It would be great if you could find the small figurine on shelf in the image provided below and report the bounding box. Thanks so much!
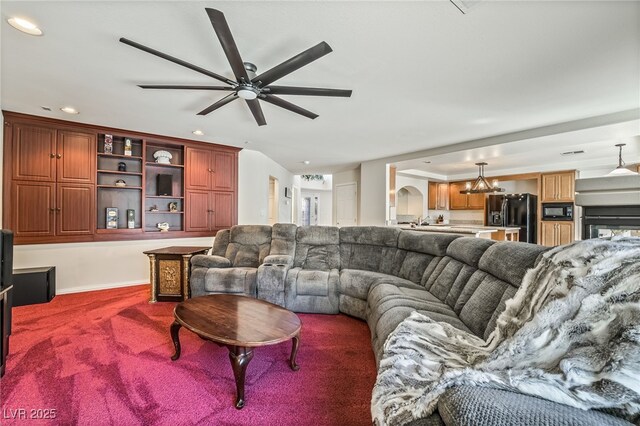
[149,205,159,212]
[157,222,170,232]
[168,202,178,212]
[106,208,118,229]
[118,162,127,172]
[153,150,173,164]
[115,179,126,187]
[124,138,133,156]
[127,209,135,229]
[104,134,113,154]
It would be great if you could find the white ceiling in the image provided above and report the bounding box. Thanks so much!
[1,1,639,173]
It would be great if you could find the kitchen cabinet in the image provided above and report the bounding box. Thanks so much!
[541,221,574,246]
[428,182,448,210]
[448,182,486,210]
[541,171,575,202]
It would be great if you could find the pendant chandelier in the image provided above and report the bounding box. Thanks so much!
[607,143,638,176]
[460,162,504,194]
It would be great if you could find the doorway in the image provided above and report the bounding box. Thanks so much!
[268,176,279,225]
[335,182,357,226]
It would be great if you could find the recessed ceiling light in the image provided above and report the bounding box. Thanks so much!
[303,160,310,165]
[8,17,43,36]
[60,106,79,114]
[192,130,204,136]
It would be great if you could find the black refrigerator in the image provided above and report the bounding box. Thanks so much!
[487,194,537,243]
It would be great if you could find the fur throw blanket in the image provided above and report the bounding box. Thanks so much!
[371,237,640,425]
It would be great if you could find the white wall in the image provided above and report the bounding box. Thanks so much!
[360,159,387,225]
[238,149,294,224]
[395,174,428,219]
[5,147,295,294]
[332,166,361,225]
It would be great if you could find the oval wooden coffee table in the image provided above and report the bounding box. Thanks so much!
[170,294,301,409]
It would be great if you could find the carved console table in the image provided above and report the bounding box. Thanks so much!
[143,246,210,302]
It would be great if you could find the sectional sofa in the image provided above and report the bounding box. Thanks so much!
[189,224,630,426]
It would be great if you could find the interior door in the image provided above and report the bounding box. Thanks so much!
[335,182,357,226]
[12,123,57,182]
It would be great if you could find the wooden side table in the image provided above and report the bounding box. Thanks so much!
[143,246,210,303]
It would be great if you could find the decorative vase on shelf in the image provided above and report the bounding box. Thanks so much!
[153,150,173,164]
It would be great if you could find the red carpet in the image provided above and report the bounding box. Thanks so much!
[1,286,377,425]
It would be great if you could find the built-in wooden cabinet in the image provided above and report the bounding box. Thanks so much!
[428,182,448,210]
[448,182,486,210]
[3,111,239,244]
[541,221,574,246]
[541,171,575,202]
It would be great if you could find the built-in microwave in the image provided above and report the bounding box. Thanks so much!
[542,203,574,221]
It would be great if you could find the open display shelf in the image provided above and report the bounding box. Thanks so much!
[144,142,185,232]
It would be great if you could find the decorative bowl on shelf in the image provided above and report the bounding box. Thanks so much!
[153,150,173,164]
[157,222,170,232]
[115,179,126,187]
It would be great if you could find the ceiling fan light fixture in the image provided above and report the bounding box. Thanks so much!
[460,162,504,194]
[237,86,259,100]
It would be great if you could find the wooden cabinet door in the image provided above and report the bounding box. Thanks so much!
[185,190,211,231]
[185,147,212,190]
[57,130,96,183]
[540,222,557,246]
[541,174,559,201]
[427,182,437,210]
[212,151,234,191]
[449,182,468,210]
[11,181,56,237]
[436,183,448,210]
[556,172,575,202]
[12,123,57,182]
[467,192,486,210]
[557,222,574,246]
[212,192,234,229]
[57,184,95,235]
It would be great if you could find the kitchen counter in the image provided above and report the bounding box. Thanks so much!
[399,225,521,241]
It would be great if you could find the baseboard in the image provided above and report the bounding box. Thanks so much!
[56,281,148,295]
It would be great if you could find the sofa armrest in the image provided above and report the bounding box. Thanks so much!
[257,255,293,307]
[191,254,231,269]
[262,255,294,267]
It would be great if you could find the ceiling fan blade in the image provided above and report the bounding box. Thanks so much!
[245,99,267,126]
[197,93,239,116]
[261,95,318,120]
[206,8,250,83]
[138,85,234,90]
[265,86,352,97]
[120,37,235,85]
[252,42,333,87]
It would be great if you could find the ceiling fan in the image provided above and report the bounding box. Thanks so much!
[119,8,352,126]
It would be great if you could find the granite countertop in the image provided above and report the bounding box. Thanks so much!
[399,224,521,235]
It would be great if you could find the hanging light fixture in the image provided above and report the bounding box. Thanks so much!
[607,143,638,176]
[460,162,504,194]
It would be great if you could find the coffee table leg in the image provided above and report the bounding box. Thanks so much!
[290,334,300,371]
[228,346,254,409]
[170,321,182,361]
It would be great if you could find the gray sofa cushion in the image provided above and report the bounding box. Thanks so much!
[339,269,419,301]
[225,225,273,267]
[270,223,297,256]
[478,242,549,287]
[294,226,340,270]
[398,231,461,256]
[339,227,400,274]
[446,237,495,267]
[285,267,340,314]
[437,385,632,426]
[203,267,257,296]
[191,254,231,269]
[212,229,230,256]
